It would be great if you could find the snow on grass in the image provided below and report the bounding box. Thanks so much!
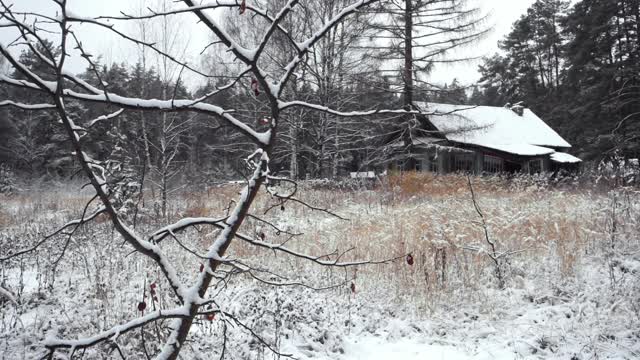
[1,174,639,359]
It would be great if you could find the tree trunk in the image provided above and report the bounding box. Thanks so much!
[160,85,168,221]
[403,0,416,171]
[289,120,298,179]
[332,114,339,178]
[403,0,413,110]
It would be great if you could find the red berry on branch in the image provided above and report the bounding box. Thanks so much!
[150,283,157,290]
[138,301,147,312]
[251,78,260,96]
[239,0,246,14]
[406,254,414,266]
[207,313,215,321]
[350,282,356,294]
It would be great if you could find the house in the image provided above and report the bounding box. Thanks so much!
[389,102,581,174]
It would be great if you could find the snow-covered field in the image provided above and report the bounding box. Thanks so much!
[1,173,639,359]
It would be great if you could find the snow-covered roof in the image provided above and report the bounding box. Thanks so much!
[415,102,572,156]
[389,136,444,148]
[486,144,555,156]
[550,152,582,163]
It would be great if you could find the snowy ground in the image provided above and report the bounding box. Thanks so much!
[1,174,639,359]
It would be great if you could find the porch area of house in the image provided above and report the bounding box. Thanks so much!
[390,149,575,175]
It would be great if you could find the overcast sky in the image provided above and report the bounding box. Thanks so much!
[1,0,541,88]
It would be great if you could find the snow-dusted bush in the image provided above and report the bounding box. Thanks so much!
[0,164,17,195]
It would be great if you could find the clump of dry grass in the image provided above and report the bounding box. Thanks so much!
[177,184,239,218]
[380,172,525,202]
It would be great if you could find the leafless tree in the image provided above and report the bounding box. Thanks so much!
[217,0,387,178]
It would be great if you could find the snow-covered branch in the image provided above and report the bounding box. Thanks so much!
[182,0,258,64]
[86,109,125,128]
[0,286,17,305]
[0,206,106,262]
[254,0,299,60]
[150,216,228,243]
[155,149,271,360]
[0,100,55,110]
[279,99,427,117]
[43,307,191,352]
[278,0,380,95]
[0,71,269,145]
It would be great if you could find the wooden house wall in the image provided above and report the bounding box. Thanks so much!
[403,147,562,174]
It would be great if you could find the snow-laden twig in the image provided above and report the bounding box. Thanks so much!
[0,100,55,110]
[150,217,228,243]
[2,79,270,146]
[0,206,106,262]
[86,109,125,128]
[182,0,258,63]
[43,307,192,351]
[254,0,299,60]
[467,175,504,288]
[0,286,17,305]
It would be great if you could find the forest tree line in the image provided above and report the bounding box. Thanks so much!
[0,0,638,184]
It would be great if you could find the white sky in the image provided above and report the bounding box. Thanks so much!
[1,0,539,88]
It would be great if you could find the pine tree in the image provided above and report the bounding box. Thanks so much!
[562,0,640,159]
[5,40,66,174]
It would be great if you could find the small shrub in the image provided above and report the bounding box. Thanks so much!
[0,164,17,195]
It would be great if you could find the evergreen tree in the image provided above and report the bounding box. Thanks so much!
[562,0,640,159]
[4,40,72,174]
[474,0,639,160]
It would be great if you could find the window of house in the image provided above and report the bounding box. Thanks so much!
[453,153,475,172]
[394,158,421,171]
[483,155,504,173]
[394,159,405,171]
[415,159,422,172]
[420,153,439,173]
[528,158,543,174]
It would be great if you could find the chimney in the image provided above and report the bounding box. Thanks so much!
[506,101,525,116]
